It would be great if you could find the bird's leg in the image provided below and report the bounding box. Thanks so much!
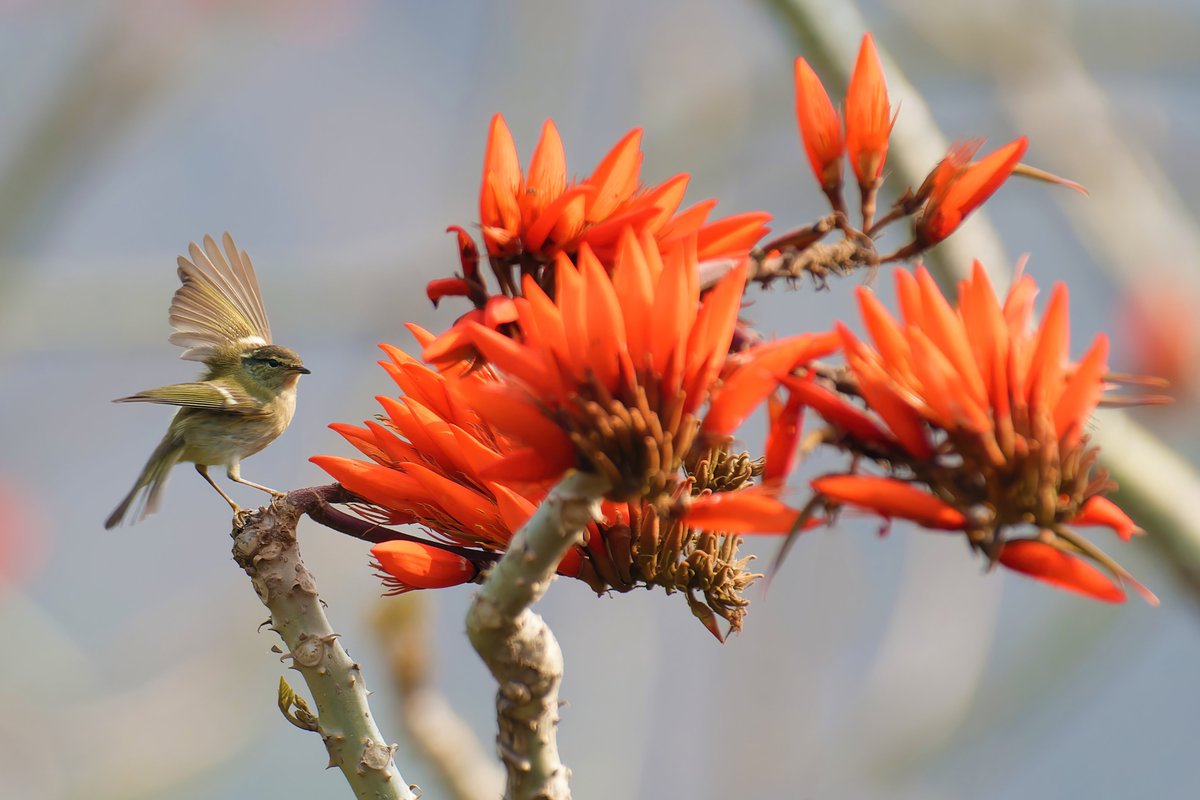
[196,464,242,513]
[227,462,285,498]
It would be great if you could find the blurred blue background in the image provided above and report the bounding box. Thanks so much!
[1,1,1197,798]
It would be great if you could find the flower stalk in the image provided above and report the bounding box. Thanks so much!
[465,471,610,800]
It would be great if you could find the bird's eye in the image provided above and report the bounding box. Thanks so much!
[267,359,281,368]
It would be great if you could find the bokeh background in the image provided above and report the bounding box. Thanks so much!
[2,1,1198,798]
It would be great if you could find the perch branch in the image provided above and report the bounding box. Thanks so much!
[232,494,418,800]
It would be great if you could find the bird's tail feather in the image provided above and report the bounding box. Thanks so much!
[105,435,185,528]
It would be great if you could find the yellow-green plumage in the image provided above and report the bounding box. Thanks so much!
[105,234,308,528]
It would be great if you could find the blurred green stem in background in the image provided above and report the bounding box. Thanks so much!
[373,594,505,800]
[0,14,173,260]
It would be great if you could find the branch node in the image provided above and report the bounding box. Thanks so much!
[291,633,326,668]
[359,739,400,774]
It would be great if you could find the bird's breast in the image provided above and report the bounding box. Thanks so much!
[174,386,298,467]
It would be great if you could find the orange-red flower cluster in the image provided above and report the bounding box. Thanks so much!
[425,114,772,360]
[310,34,1160,633]
[0,477,45,587]
[456,229,837,500]
[310,330,567,587]
[1118,286,1198,396]
[312,321,779,637]
[477,115,769,264]
[786,263,1155,604]
[793,35,1027,253]
[315,225,839,630]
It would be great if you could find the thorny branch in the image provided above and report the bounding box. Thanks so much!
[231,493,418,800]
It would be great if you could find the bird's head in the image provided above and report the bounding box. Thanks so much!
[240,345,310,391]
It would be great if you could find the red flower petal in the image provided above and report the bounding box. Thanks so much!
[1054,334,1108,448]
[309,455,421,523]
[686,487,814,534]
[1071,496,1143,542]
[703,332,840,436]
[468,321,561,400]
[783,373,895,449]
[695,211,772,261]
[764,393,805,483]
[844,33,891,186]
[524,118,567,218]
[483,295,519,329]
[813,474,966,530]
[422,315,480,364]
[425,277,470,307]
[855,287,912,380]
[586,128,643,222]
[524,185,591,252]
[478,448,573,483]
[1026,282,1071,410]
[480,115,521,230]
[371,540,477,590]
[997,539,1125,603]
[459,381,575,461]
[794,56,844,191]
[445,225,479,281]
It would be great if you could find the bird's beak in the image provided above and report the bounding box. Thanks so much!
[293,366,312,375]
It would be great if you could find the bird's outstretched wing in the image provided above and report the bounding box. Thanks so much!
[114,382,266,414]
[169,232,273,361]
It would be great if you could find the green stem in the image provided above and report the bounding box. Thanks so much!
[465,471,609,800]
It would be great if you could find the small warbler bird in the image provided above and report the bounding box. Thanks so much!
[105,233,309,528]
